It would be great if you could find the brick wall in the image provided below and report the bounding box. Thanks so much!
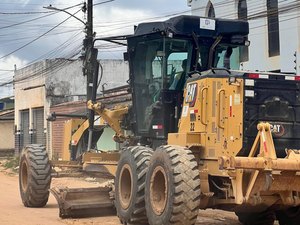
[50,101,86,159]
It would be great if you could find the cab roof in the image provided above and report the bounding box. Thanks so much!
[133,15,249,38]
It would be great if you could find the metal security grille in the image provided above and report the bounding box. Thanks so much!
[20,110,30,149]
[32,108,45,145]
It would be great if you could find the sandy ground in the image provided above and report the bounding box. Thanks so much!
[0,160,241,225]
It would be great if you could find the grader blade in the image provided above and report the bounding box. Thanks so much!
[50,186,116,218]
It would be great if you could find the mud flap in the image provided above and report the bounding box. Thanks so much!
[50,186,116,218]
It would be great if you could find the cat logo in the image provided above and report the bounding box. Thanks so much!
[270,123,285,137]
[185,83,198,107]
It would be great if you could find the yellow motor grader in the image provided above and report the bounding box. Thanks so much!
[19,15,300,225]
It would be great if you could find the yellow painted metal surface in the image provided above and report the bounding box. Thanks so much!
[88,101,129,143]
[169,77,244,176]
[219,123,300,206]
[62,118,85,161]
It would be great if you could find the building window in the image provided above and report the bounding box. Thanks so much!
[238,0,249,62]
[267,0,280,57]
[207,1,215,18]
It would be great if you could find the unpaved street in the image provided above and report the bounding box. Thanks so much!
[0,163,241,225]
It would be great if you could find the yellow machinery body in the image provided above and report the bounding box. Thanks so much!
[169,76,300,211]
[23,15,300,223]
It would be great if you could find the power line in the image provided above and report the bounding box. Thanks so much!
[0,11,51,15]
[94,0,116,6]
[0,11,59,29]
[0,3,83,30]
[0,69,14,72]
[0,8,83,60]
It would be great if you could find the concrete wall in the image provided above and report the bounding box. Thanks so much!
[99,59,129,91]
[0,121,14,150]
[188,0,300,74]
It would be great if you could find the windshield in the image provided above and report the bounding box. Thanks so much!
[131,37,192,133]
[197,40,241,71]
[214,45,240,69]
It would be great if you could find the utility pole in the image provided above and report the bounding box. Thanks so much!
[44,0,99,151]
[83,0,96,102]
[83,0,99,150]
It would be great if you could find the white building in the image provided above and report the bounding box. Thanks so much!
[187,0,300,74]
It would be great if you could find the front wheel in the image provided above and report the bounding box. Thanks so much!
[115,146,153,224]
[19,144,52,207]
[145,145,201,225]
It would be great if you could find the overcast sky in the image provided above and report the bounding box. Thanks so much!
[0,0,190,93]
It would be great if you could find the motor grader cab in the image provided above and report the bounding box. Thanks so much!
[126,16,249,148]
[19,15,300,225]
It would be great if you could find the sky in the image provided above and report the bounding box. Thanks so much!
[0,0,191,97]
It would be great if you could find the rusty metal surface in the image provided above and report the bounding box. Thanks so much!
[50,186,115,218]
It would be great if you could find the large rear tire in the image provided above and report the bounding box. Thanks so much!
[19,144,51,207]
[276,206,300,225]
[145,145,201,225]
[115,146,153,224]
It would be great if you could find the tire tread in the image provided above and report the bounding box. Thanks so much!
[19,144,51,207]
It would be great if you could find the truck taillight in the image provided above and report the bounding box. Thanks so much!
[248,73,259,79]
[247,73,269,79]
[285,75,300,81]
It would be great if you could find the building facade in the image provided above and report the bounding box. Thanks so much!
[187,0,300,74]
[14,58,129,157]
[0,110,14,156]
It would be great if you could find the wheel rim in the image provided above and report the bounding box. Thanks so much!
[150,166,168,215]
[21,160,28,192]
[119,164,133,209]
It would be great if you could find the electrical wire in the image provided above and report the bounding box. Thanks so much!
[1,0,299,87]
[0,11,51,15]
[0,2,84,30]
[0,8,83,60]
[94,0,116,6]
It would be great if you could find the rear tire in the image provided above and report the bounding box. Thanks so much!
[276,206,300,225]
[236,210,275,225]
[145,145,201,225]
[115,146,153,224]
[19,144,51,207]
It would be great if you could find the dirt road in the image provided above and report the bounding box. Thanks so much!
[0,164,241,225]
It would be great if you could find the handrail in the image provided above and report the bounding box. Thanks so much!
[217,89,225,129]
[200,87,208,125]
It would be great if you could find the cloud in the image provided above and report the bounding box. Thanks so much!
[0,0,189,63]
[94,6,154,37]
[0,55,28,82]
[0,55,28,70]
[0,55,28,98]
